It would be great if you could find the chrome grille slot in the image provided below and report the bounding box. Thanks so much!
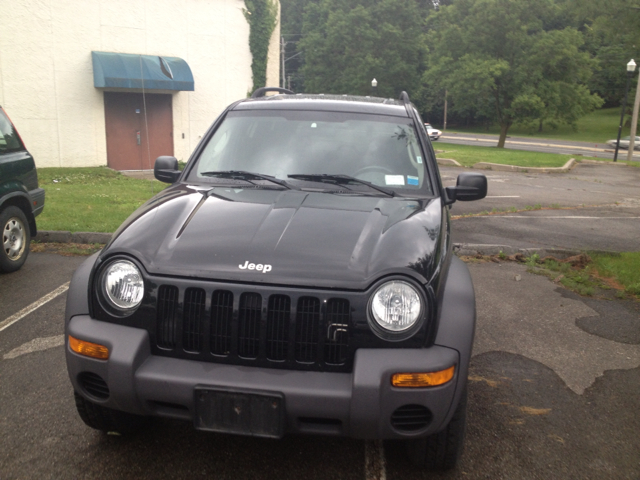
[295,297,320,363]
[157,285,179,349]
[210,290,233,356]
[238,292,262,359]
[183,288,205,352]
[266,295,290,361]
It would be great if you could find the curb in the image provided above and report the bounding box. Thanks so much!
[578,159,636,166]
[32,232,586,261]
[452,243,581,259]
[471,158,577,173]
[34,231,112,244]
[436,158,463,167]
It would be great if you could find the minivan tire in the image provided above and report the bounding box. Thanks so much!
[0,206,30,273]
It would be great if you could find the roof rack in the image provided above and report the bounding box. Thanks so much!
[251,87,294,98]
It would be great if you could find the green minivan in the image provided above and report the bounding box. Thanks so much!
[0,106,45,273]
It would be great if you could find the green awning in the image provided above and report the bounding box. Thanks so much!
[91,51,194,91]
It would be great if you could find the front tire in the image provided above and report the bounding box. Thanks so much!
[0,206,30,273]
[405,386,467,470]
[74,391,146,434]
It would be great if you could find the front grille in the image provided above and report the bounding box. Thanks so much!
[154,285,353,371]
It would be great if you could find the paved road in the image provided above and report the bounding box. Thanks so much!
[1,163,639,479]
[438,132,640,162]
[443,162,640,252]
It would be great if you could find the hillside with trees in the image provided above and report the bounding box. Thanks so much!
[279,0,640,146]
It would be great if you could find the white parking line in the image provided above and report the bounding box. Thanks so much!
[364,440,387,480]
[486,196,521,198]
[0,282,70,332]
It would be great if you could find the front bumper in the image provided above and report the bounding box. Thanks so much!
[66,315,461,440]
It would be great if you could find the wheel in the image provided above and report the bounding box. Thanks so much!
[0,206,31,273]
[405,387,467,471]
[74,391,146,434]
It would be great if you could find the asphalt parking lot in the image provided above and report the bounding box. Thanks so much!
[1,162,639,479]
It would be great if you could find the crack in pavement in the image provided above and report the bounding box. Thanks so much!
[469,262,640,394]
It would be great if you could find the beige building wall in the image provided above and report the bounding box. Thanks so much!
[0,0,280,168]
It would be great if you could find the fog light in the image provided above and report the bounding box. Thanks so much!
[391,366,455,388]
[69,335,110,360]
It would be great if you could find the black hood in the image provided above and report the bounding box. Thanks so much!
[103,184,445,290]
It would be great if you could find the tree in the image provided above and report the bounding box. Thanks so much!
[298,0,427,98]
[570,0,640,107]
[424,0,603,147]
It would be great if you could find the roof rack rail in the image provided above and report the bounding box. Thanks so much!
[251,87,294,98]
[399,91,411,105]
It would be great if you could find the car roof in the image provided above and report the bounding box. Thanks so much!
[234,94,409,117]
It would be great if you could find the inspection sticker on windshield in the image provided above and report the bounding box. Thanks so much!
[407,176,419,186]
[416,156,423,164]
[385,175,405,186]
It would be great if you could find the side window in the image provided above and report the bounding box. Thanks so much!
[0,110,24,154]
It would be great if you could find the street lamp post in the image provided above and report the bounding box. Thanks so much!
[371,78,378,97]
[613,59,637,162]
[627,61,640,161]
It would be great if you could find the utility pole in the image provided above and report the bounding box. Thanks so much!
[281,36,286,89]
[443,89,448,132]
[627,70,640,161]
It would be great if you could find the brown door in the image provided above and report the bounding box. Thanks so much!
[104,92,174,170]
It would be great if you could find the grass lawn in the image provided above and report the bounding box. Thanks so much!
[440,107,624,144]
[436,142,587,168]
[591,252,640,296]
[36,167,165,233]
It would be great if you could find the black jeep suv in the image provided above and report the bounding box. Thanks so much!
[65,88,486,470]
[0,106,45,273]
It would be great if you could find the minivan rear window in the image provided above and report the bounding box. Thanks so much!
[0,109,25,154]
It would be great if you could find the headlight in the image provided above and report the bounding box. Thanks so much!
[370,280,422,334]
[101,260,144,310]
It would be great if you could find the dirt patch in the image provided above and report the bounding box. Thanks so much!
[30,242,103,256]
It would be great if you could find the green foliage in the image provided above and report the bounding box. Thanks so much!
[36,167,166,233]
[591,252,640,298]
[299,0,427,97]
[424,0,603,147]
[244,0,279,92]
[572,0,640,107]
[436,142,576,167]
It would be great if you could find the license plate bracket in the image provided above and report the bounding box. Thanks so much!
[194,387,285,439]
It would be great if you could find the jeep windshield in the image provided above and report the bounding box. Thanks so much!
[187,110,433,195]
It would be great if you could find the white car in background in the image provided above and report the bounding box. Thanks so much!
[424,123,441,141]
[606,136,640,150]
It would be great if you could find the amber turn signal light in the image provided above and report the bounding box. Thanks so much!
[69,335,110,360]
[391,366,455,388]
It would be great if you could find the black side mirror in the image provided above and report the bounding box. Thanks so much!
[154,156,181,183]
[444,172,487,205]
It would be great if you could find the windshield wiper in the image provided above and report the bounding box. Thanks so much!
[288,174,395,197]
[200,171,297,190]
